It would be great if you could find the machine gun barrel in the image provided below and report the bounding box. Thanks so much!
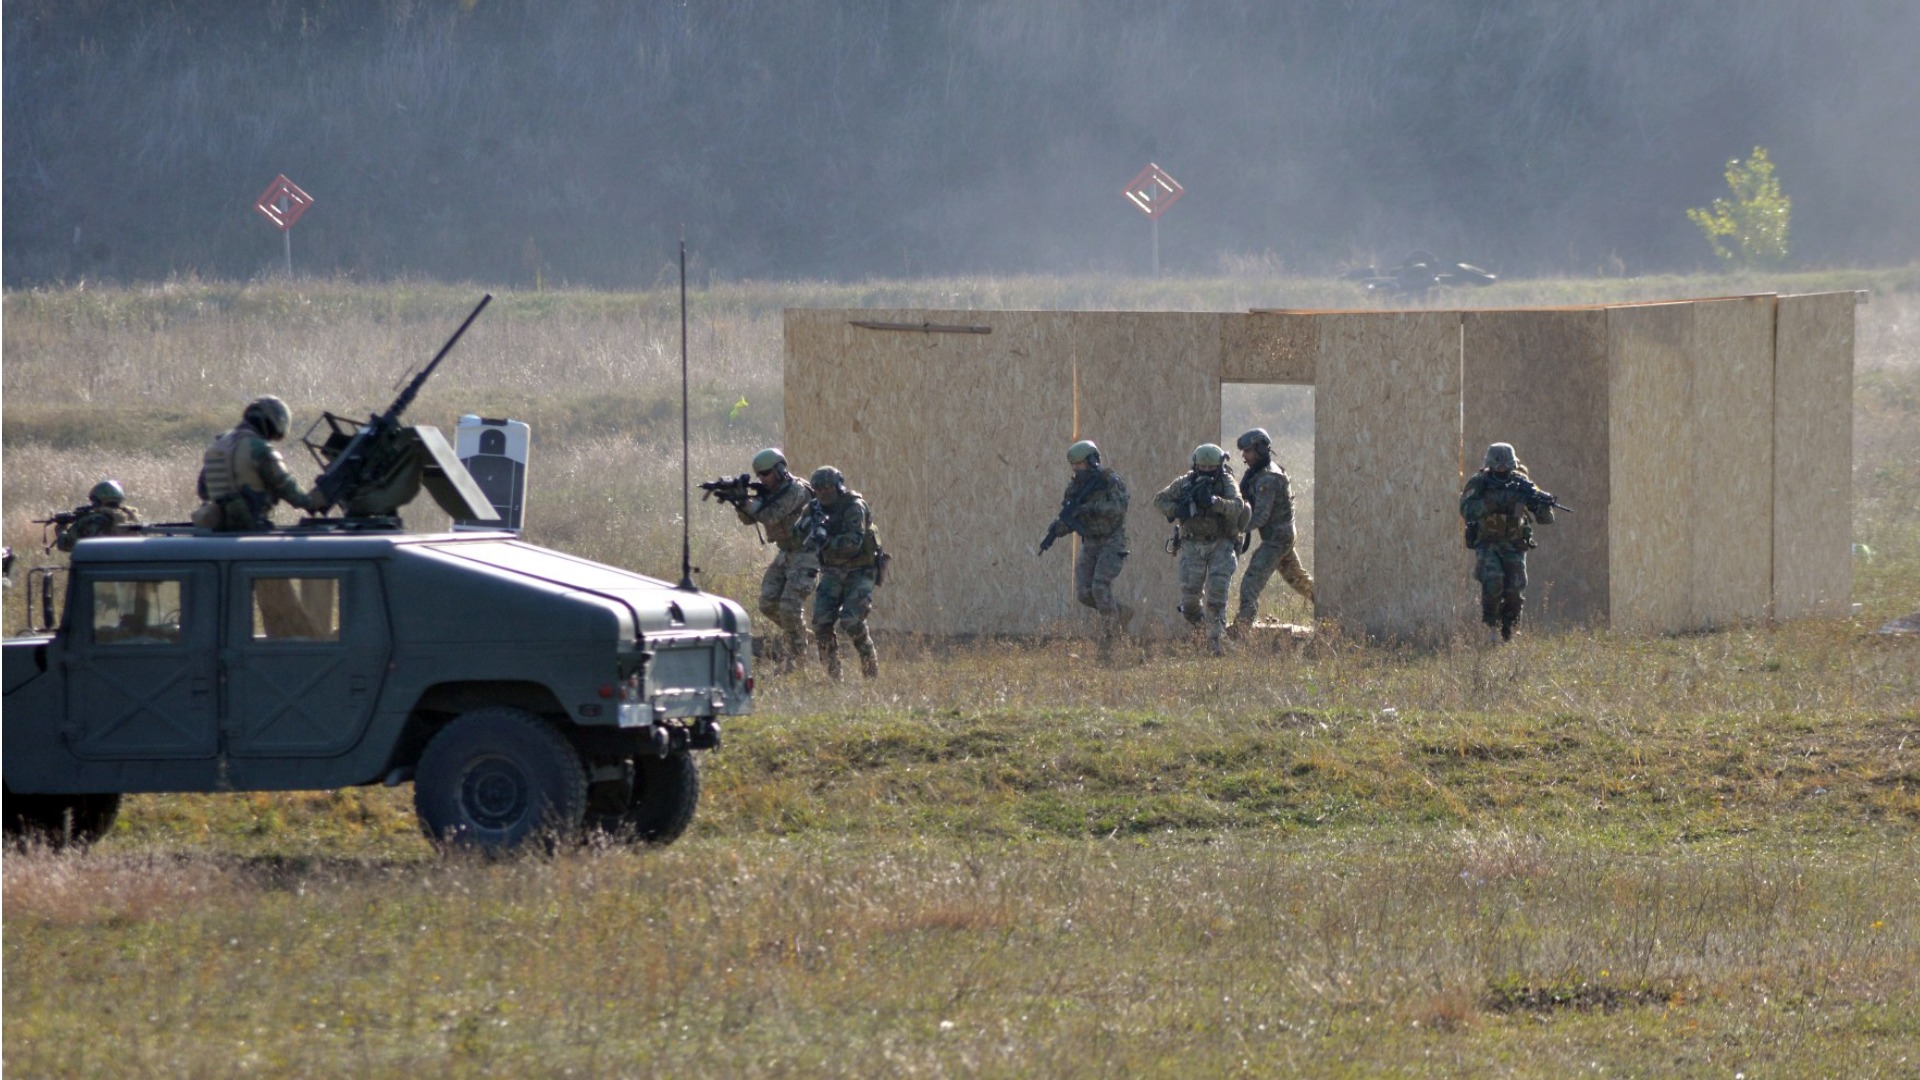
[313,294,491,509]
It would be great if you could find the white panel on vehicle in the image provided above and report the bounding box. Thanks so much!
[454,414,531,532]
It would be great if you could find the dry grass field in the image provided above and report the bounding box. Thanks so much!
[4,270,1918,1076]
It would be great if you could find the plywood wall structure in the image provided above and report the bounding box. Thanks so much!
[1462,309,1611,629]
[1312,311,1465,641]
[1070,311,1225,636]
[1773,292,1857,618]
[784,310,1220,637]
[1686,296,1777,629]
[783,294,1854,640]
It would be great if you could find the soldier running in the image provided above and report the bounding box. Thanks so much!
[1459,441,1560,642]
[1229,427,1313,638]
[1038,440,1133,657]
[809,466,882,680]
[1154,444,1247,655]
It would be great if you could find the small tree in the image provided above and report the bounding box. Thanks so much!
[1687,146,1791,267]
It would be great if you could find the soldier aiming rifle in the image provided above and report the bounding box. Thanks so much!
[40,480,144,551]
[709,449,825,671]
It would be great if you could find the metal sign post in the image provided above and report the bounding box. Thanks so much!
[253,174,314,276]
[1122,162,1185,277]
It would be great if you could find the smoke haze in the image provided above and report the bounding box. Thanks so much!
[5,0,1915,285]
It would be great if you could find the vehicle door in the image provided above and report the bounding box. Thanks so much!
[223,561,391,758]
[64,564,219,760]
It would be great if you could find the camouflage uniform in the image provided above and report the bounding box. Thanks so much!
[1050,463,1132,639]
[737,472,819,665]
[812,478,880,679]
[1154,463,1246,649]
[194,423,322,530]
[56,504,144,552]
[1234,458,1313,630]
[1459,445,1556,641]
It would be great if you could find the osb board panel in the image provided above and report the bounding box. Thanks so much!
[1687,296,1776,627]
[1606,303,1694,633]
[1773,293,1856,618]
[1074,312,1225,637]
[918,311,1080,635]
[1461,310,1610,628]
[785,309,1223,637]
[783,310,934,629]
[1222,312,1316,384]
[1313,311,1463,640]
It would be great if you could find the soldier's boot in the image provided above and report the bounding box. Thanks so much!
[1208,636,1228,657]
[1500,594,1523,642]
[785,625,811,673]
[816,629,843,681]
[1226,611,1253,641]
[1296,578,1316,605]
[857,645,880,680]
[1178,602,1204,638]
[760,635,785,666]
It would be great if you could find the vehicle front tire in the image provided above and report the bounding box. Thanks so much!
[413,707,588,854]
[583,751,701,846]
[3,785,121,851]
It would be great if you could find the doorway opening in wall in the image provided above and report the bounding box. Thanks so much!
[1221,381,1316,626]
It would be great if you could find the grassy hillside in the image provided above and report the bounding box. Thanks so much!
[4,271,1918,1076]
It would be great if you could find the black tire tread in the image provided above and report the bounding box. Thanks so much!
[413,706,588,853]
[584,751,700,846]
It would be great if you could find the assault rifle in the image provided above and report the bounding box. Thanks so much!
[1488,472,1573,514]
[306,294,498,522]
[1037,469,1110,555]
[33,506,90,551]
[699,474,765,506]
[1163,474,1208,554]
[794,498,829,554]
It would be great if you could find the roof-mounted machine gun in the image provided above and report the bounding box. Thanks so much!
[303,294,501,526]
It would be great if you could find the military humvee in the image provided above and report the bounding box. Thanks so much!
[3,524,753,853]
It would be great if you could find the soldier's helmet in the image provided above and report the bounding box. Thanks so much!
[1235,428,1272,452]
[1484,442,1517,472]
[1192,443,1227,469]
[751,448,787,476]
[1066,440,1101,466]
[90,479,127,506]
[244,395,293,440]
[809,465,845,491]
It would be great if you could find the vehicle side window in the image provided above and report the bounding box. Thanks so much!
[251,577,341,642]
[91,579,185,646]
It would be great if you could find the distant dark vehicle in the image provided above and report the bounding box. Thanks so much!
[3,526,752,853]
[1343,251,1498,296]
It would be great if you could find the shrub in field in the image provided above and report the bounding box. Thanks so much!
[1686,146,1792,267]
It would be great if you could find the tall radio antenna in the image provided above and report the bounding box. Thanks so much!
[677,235,697,591]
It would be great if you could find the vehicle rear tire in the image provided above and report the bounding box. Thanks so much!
[413,707,588,854]
[583,751,701,846]
[3,785,121,851]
